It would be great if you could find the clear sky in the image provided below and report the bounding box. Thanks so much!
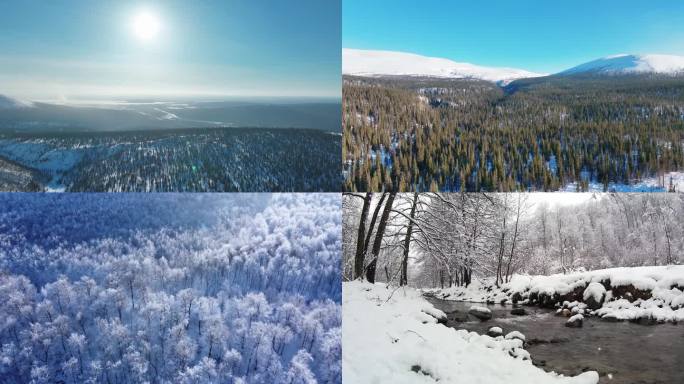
[343,0,684,74]
[0,0,341,101]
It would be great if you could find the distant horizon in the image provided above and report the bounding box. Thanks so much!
[2,93,342,106]
[0,84,343,102]
[343,0,684,73]
[0,0,341,100]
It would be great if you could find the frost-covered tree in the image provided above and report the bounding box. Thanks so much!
[344,193,683,288]
[0,193,341,384]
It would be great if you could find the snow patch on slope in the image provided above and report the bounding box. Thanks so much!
[560,172,684,192]
[343,48,545,84]
[0,94,34,109]
[559,54,684,75]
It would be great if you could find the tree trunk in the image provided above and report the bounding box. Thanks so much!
[496,215,506,287]
[557,211,566,273]
[663,222,673,265]
[505,198,522,283]
[354,193,372,279]
[367,193,395,283]
[400,192,419,286]
[363,193,387,254]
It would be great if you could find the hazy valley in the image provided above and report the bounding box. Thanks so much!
[0,97,341,192]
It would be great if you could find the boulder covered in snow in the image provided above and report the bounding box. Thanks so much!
[532,285,586,309]
[505,331,526,342]
[600,314,619,322]
[583,282,606,310]
[566,314,583,328]
[421,307,448,325]
[510,292,524,303]
[612,284,652,302]
[487,326,503,337]
[468,305,493,320]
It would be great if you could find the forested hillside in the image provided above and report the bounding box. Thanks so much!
[0,128,341,192]
[343,75,684,192]
[0,194,341,384]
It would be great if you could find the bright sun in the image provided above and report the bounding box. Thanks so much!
[132,11,161,41]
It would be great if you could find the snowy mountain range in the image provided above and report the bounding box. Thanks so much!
[343,48,545,84]
[343,49,684,83]
[558,54,684,75]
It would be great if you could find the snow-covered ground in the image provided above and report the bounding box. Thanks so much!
[426,266,684,323]
[561,172,684,192]
[343,48,545,84]
[640,171,684,192]
[343,281,598,384]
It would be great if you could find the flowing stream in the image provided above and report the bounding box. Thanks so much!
[426,297,684,384]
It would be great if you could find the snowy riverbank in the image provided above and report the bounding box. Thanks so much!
[343,281,598,384]
[425,266,684,323]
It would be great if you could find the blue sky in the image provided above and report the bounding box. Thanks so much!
[343,0,684,74]
[0,0,340,100]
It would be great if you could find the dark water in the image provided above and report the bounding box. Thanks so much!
[426,297,684,384]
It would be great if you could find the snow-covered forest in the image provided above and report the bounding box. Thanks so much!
[0,193,341,384]
[0,128,341,192]
[343,193,683,287]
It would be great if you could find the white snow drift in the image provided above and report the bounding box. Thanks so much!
[343,48,545,84]
[429,266,684,323]
[343,281,598,384]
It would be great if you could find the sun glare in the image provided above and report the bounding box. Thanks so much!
[132,11,160,41]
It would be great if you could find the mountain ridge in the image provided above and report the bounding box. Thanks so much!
[344,49,684,83]
[558,54,684,75]
[343,48,545,84]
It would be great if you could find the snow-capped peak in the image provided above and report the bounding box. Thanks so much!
[343,48,545,84]
[558,54,684,75]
